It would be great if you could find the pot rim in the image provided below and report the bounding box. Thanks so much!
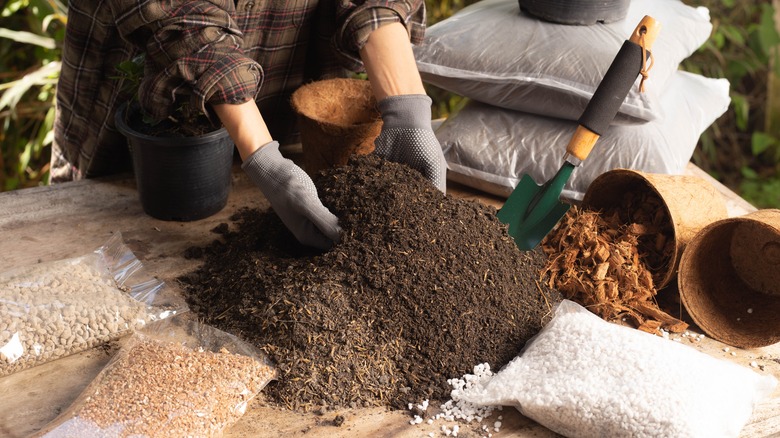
[114,101,229,146]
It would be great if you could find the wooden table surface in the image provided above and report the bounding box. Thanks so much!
[0,157,778,438]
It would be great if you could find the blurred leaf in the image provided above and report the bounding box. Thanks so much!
[720,24,745,46]
[740,174,780,208]
[740,166,759,179]
[698,130,717,162]
[42,13,67,31]
[730,92,750,131]
[757,4,780,55]
[1,0,29,17]
[0,61,60,114]
[0,28,56,49]
[751,131,777,155]
[116,59,143,77]
[38,104,55,148]
[4,177,20,191]
[710,31,726,50]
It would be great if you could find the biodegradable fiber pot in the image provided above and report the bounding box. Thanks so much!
[582,169,728,289]
[115,102,234,222]
[679,209,780,349]
[291,78,382,176]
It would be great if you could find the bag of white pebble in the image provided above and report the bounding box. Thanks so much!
[454,300,777,438]
[34,314,277,437]
[0,233,186,377]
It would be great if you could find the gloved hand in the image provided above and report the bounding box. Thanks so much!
[242,141,341,250]
[374,94,447,193]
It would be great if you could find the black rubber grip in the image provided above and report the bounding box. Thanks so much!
[578,40,647,136]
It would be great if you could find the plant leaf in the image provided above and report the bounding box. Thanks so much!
[740,166,758,179]
[0,61,61,113]
[1,0,28,17]
[730,92,750,132]
[751,131,777,155]
[0,28,56,49]
[757,4,780,56]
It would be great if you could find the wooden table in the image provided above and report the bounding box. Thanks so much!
[0,157,778,438]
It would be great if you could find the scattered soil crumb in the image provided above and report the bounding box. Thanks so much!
[180,155,561,411]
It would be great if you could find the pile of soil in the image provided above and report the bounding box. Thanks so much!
[541,204,687,334]
[180,155,561,411]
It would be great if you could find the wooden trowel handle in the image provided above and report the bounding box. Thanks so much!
[567,15,661,161]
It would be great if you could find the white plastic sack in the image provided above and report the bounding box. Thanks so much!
[414,0,713,123]
[456,300,778,438]
[437,70,730,201]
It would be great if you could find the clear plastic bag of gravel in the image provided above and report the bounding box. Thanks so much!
[456,300,778,438]
[0,233,185,377]
[36,314,277,437]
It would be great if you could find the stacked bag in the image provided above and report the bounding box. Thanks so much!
[414,0,730,201]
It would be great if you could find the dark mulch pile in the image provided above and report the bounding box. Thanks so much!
[179,155,562,411]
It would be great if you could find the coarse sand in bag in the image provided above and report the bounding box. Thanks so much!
[179,155,562,411]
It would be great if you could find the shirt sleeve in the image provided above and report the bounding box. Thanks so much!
[109,0,262,121]
[334,0,427,71]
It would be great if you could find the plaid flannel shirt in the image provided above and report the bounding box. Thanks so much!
[51,0,426,182]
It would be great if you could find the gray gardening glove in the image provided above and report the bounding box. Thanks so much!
[374,94,447,193]
[242,141,341,250]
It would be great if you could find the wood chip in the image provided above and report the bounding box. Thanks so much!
[541,203,687,334]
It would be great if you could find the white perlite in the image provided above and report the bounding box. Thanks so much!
[0,235,175,377]
[438,363,497,424]
[411,364,503,438]
[457,300,777,438]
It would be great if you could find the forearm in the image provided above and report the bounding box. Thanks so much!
[213,100,273,161]
[359,22,426,101]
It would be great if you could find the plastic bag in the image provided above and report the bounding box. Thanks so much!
[456,300,778,438]
[0,233,185,377]
[437,71,730,201]
[36,314,277,437]
[414,0,713,123]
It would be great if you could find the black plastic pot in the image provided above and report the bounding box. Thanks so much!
[518,0,630,25]
[115,102,234,222]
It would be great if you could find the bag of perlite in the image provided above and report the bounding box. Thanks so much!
[456,300,777,438]
[0,233,184,377]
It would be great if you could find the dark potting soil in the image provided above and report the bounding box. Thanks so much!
[180,155,562,411]
[126,106,219,137]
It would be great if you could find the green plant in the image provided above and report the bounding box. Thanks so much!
[682,0,780,207]
[113,54,219,137]
[740,166,780,208]
[4,0,780,207]
[0,0,66,191]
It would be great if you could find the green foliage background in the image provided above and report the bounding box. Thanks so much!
[1,0,779,208]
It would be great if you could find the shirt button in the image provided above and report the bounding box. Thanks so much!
[245,2,254,10]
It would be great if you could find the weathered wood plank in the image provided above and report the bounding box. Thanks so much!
[0,164,777,437]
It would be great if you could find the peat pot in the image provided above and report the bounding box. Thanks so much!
[115,102,234,222]
[582,169,728,289]
[291,78,382,176]
[678,209,780,349]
